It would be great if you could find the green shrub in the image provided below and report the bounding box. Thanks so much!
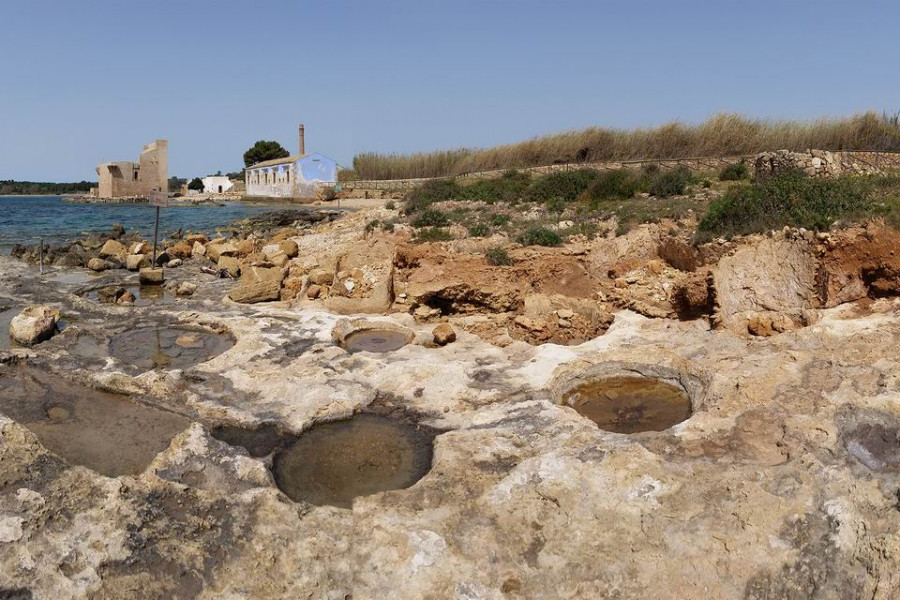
[457,170,531,204]
[719,162,750,181]
[699,172,872,237]
[412,209,450,227]
[587,169,641,203]
[490,213,511,227]
[526,169,599,203]
[649,165,694,197]
[415,227,452,242]
[365,219,381,233]
[485,246,514,266]
[468,223,490,237]
[385,200,396,209]
[545,196,567,214]
[517,226,563,247]
[701,178,712,188]
[404,179,461,213]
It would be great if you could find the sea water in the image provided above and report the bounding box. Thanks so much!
[0,196,275,252]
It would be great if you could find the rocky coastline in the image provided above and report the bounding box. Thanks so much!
[1,188,900,598]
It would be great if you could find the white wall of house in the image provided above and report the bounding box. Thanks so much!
[202,176,234,194]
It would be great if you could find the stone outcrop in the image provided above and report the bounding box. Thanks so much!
[712,238,818,335]
[228,280,282,304]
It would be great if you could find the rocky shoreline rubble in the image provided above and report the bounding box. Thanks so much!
[1,192,900,598]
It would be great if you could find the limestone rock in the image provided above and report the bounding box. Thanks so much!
[87,258,107,272]
[240,266,284,286]
[99,239,126,259]
[280,240,299,258]
[228,280,281,304]
[218,256,241,278]
[139,268,165,285]
[116,290,136,305]
[712,238,817,335]
[306,284,322,299]
[176,282,197,297]
[207,241,237,263]
[125,254,149,271]
[9,305,60,345]
[191,242,207,258]
[308,268,334,286]
[130,241,151,255]
[168,241,192,259]
[432,323,457,345]
[167,259,183,268]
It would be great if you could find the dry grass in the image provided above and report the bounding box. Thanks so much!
[351,112,900,180]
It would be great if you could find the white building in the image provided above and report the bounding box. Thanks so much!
[202,176,234,194]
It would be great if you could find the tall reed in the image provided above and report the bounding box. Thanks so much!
[350,112,900,180]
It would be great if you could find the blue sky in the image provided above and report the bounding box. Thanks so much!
[0,0,896,181]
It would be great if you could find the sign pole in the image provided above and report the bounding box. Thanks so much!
[152,205,160,266]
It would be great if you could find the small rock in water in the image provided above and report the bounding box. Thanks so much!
[9,305,60,346]
[175,333,204,349]
[167,259,183,268]
[117,291,136,305]
[87,258,107,272]
[176,282,197,297]
[139,268,165,285]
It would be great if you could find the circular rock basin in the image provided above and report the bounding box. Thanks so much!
[0,366,190,477]
[343,329,410,353]
[272,414,435,508]
[562,375,692,434]
[109,326,234,371]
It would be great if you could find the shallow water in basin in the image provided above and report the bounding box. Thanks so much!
[108,326,234,371]
[343,329,409,353]
[87,284,175,306]
[0,305,19,351]
[272,414,434,508]
[563,375,692,434]
[0,367,190,476]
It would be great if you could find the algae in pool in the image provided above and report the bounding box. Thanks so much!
[272,414,435,508]
[343,329,409,353]
[108,326,234,371]
[0,367,190,476]
[563,375,692,434]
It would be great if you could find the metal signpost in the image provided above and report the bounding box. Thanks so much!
[148,191,168,266]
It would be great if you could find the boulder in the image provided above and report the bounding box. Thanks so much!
[185,233,208,245]
[191,242,207,258]
[176,282,197,297]
[168,241,193,259]
[87,258,107,272]
[240,266,284,286]
[154,252,170,267]
[130,241,152,255]
[308,268,335,286]
[218,256,241,278]
[139,267,165,285]
[9,305,60,346]
[99,239,127,259]
[116,290,136,305]
[280,240,299,258]
[97,286,126,303]
[207,241,237,263]
[228,280,281,304]
[306,284,322,299]
[167,259,183,268]
[126,254,149,271]
[712,238,817,335]
[432,323,457,345]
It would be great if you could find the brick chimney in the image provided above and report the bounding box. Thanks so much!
[299,123,305,156]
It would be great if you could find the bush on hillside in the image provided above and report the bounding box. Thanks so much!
[415,227,453,242]
[485,246,514,266]
[525,169,599,203]
[403,179,461,213]
[517,226,563,247]
[457,170,531,204]
[648,165,694,197]
[468,223,490,237]
[699,172,872,237]
[586,169,642,203]
[719,162,750,181]
[412,209,451,227]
